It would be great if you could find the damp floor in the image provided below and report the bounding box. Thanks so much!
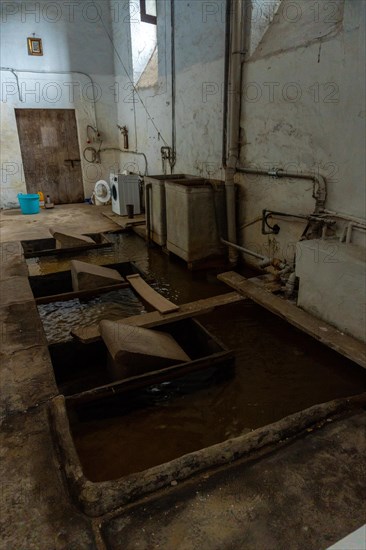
[1,208,366,550]
[27,232,366,482]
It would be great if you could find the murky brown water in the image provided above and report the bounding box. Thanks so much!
[35,233,231,343]
[27,233,148,276]
[71,299,366,481]
[39,288,146,344]
[32,232,366,481]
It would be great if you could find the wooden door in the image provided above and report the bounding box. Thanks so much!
[15,109,84,204]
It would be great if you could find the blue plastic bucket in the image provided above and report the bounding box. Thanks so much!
[18,193,40,215]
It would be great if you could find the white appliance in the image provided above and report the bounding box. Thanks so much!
[110,173,141,216]
[93,180,111,205]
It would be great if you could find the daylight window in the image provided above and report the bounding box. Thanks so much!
[140,0,157,24]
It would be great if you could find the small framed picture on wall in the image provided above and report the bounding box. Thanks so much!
[27,37,43,56]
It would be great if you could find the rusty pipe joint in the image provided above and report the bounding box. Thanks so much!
[274,169,327,213]
[268,168,279,178]
[239,166,327,214]
[271,257,288,271]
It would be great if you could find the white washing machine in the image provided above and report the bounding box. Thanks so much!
[110,173,141,216]
[93,179,111,205]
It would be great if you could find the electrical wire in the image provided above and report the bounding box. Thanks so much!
[101,148,148,175]
[87,125,99,141]
[9,69,23,102]
[0,67,98,127]
[90,0,170,148]
[82,145,148,175]
[83,146,99,163]
[239,216,262,230]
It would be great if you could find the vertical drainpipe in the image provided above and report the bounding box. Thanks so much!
[225,0,245,265]
[170,0,176,172]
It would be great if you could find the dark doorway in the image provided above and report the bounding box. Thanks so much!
[15,108,84,204]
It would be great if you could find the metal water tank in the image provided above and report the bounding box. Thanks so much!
[144,174,200,246]
[165,179,227,265]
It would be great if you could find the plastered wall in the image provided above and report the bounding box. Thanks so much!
[237,0,366,263]
[110,0,227,178]
[0,0,118,207]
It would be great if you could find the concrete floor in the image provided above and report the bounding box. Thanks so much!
[1,205,366,549]
[103,411,366,550]
[0,203,119,242]
[2,402,366,549]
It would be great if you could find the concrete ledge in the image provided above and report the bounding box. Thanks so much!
[0,346,58,417]
[0,242,29,280]
[0,241,57,418]
[0,301,47,355]
[0,277,34,306]
[100,320,190,379]
[218,271,366,369]
[71,260,124,292]
[50,392,366,517]
[0,406,96,548]
[49,227,95,248]
[102,410,366,550]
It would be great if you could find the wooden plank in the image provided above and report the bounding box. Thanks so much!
[218,271,366,369]
[22,233,113,258]
[102,211,146,230]
[126,274,179,314]
[35,282,130,305]
[249,273,282,293]
[23,240,112,258]
[71,291,244,343]
[66,350,234,405]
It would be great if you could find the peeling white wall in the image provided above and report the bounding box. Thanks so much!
[110,0,226,178]
[237,0,366,263]
[0,0,118,207]
[1,0,226,205]
[130,10,157,85]
[172,0,226,177]
[249,0,282,54]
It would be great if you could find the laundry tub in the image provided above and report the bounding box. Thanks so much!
[165,179,227,266]
[144,174,200,246]
[18,193,40,215]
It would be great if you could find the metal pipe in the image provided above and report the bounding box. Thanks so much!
[339,222,366,243]
[339,225,347,243]
[285,272,297,299]
[222,0,231,168]
[346,223,353,244]
[170,0,176,171]
[236,166,327,213]
[224,0,245,264]
[145,183,152,247]
[220,238,266,260]
[221,238,289,271]
[324,209,366,227]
